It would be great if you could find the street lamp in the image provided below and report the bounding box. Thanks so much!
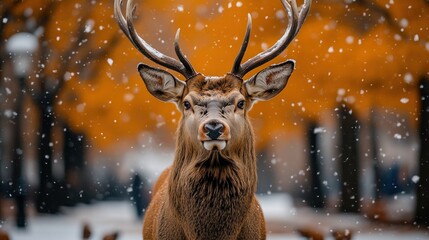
[6,32,38,79]
[6,32,38,228]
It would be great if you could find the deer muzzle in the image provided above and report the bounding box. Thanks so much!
[199,119,230,151]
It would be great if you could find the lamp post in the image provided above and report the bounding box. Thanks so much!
[6,32,38,228]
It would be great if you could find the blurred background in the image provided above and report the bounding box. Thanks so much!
[0,0,428,239]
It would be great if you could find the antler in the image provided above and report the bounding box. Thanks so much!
[231,0,312,78]
[114,0,197,79]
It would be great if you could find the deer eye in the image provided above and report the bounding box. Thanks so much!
[183,101,191,110]
[237,100,245,110]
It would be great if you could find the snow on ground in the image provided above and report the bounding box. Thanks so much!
[259,193,429,240]
[3,202,142,240]
[1,196,428,240]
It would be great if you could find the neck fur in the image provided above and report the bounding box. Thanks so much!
[167,122,257,239]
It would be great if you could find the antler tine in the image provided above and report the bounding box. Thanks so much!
[232,0,311,78]
[231,13,252,75]
[114,0,196,79]
[295,0,312,38]
[175,29,197,78]
[114,0,132,42]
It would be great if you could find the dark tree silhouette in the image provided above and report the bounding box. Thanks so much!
[369,109,382,200]
[0,0,26,221]
[62,125,88,206]
[10,75,27,227]
[0,0,121,213]
[338,104,361,213]
[256,147,276,194]
[307,121,325,208]
[130,173,150,219]
[28,1,120,213]
[415,76,429,226]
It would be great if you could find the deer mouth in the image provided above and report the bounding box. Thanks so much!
[202,140,227,151]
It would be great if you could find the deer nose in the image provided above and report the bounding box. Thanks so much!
[204,121,224,140]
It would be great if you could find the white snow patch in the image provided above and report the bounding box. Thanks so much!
[313,127,326,134]
[257,193,294,221]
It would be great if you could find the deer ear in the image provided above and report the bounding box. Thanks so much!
[138,63,185,102]
[244,60,295,101]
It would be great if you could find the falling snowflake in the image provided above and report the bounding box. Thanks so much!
[393,133,402,140]
[345,36,354,44]
[412,175,420,183]
[107,58,113,66]
[403,73,413,84]
[400,98,409,104]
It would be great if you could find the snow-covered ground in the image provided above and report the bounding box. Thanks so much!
[2,202,141,240]
[1,195,428,240]
[258,194,429,240]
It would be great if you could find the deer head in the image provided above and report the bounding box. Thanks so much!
[114,0,311,155]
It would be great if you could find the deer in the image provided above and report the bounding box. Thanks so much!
[114,0,311,239]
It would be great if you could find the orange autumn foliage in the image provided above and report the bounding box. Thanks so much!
[6,0,426,149]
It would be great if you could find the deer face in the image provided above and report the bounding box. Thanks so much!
[138,61,295,152]
[115,0,310,151]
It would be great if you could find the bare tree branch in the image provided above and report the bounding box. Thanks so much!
[53,4,95,94]
[28,0,60,101]
[0,0,23,36]
[0,0,25,95]
[78,34,122,80]
[354,0,407,38]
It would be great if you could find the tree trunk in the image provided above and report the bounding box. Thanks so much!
[415,76,429,226]
[338,104,361,213]
[0,58,4,221]
[256,147,275,194]
[11,76,27,227]
[369,109,382,200]
[307,122,325,208]
[130,173,150,218]
[36,98,59,213]
[63,124,88,205]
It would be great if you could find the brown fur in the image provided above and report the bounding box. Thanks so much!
[142,75,266,240]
